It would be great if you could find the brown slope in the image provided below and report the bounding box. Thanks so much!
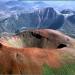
[0,29,75,74]
[0,43,75,74]
[0,29,75,49]
[0,43,61,74]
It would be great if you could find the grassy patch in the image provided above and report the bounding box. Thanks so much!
[42,64,75,75]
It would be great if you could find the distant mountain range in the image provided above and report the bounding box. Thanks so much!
[0,1,75,38]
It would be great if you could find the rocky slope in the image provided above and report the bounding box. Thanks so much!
[0,1,75,38]
[1,29,75,48]
[0,29,75,75]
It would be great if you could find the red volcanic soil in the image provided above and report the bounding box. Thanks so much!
[0,43,61,74]
[0,29,75,74]
[0,43,75,74]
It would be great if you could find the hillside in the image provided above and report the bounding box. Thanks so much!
[0,29,75,74]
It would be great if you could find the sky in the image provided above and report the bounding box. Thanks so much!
[0,0,75,11]
[0,0,75,1]
[0,0,17,2]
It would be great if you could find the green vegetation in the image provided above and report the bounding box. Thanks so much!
[42,64,54,75]
[42,64,75,75]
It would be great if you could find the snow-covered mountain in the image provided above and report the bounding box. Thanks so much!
[0,1,75,38]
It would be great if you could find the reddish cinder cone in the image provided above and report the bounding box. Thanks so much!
[0,29,75,75]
